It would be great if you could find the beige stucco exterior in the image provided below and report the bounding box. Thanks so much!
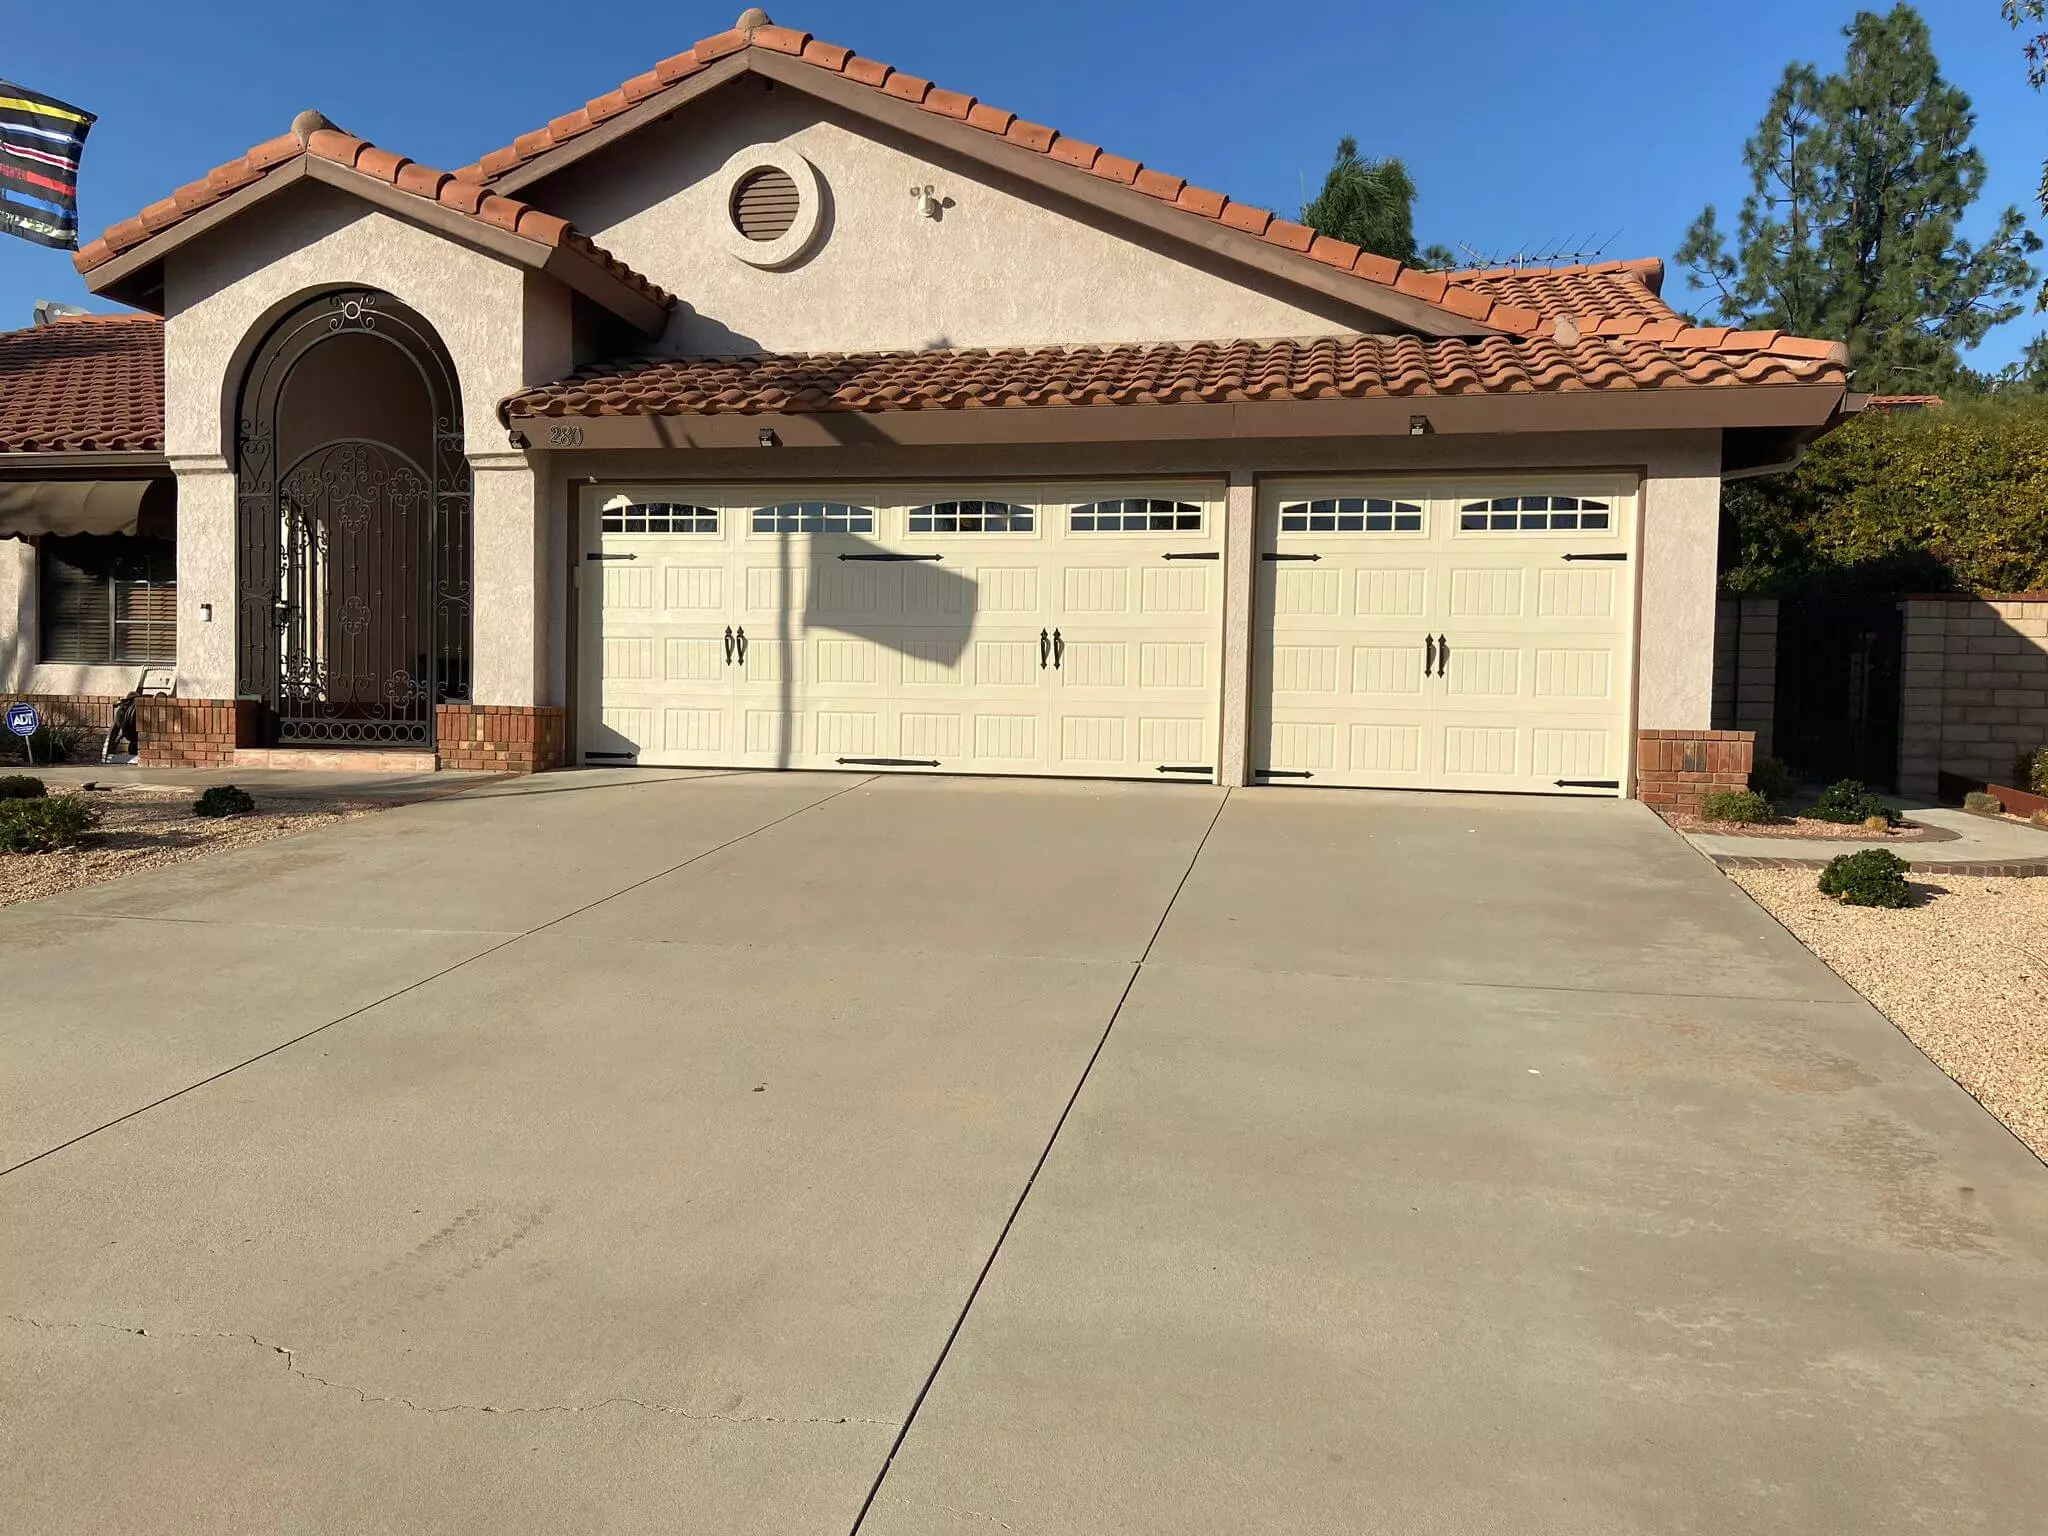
[157,182,570,705]
[6,69,1773,789]
[536,90,1364,355]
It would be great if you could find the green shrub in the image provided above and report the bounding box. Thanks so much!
[1964,790,2006,816]
[0,793,102,854]
[1818,848,1914,909]
[2015,746,2048,796]
[193,784,256,818]
[0,775,45,800]
[1700,788,1777,824]
[2,720,83,766]
[1748,756,1800,803]
[1810,779,1900,826]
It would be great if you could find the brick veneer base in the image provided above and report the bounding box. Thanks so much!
[1637,729,1755,819]
[136,698,261,768]
[434,704,566,774]
[0,693,121,759]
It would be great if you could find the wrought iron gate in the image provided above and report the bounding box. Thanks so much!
[1773,596,1903,789]
[234,291,471,747]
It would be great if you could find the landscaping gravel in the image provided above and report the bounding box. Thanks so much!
[1729,865,2048,1160]
[0,787,384,910]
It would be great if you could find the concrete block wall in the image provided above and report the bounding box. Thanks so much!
[1898,594,2048,795]
[1711,597,1777,759]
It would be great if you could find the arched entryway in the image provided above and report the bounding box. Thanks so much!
[233,289,472,748]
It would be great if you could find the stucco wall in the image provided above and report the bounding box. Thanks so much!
[536,88,1363,355]
[1635,435,1722,730]
[158,183,568,704]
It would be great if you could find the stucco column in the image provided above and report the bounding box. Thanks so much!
[171,454,237,700]
[1635,441,1721,730]
[468,450,546,707]
[1217,470,1258,787]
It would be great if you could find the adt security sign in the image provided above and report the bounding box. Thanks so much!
[4,702,38,738]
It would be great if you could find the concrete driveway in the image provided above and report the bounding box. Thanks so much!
[2,772,2043,1534]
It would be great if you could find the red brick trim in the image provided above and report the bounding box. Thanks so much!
[0,693,122,736]
[1637,728,1753,819]
[135,697,261,767]
[434,704,565,773]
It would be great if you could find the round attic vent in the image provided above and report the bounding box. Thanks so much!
[717,144,825,269]
[731,166,800,243]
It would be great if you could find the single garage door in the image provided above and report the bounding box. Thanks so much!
[1254,477,1637,794]
[580,482,1224,779]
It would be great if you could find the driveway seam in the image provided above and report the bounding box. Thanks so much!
[846,786,1233,1536]
[0,774,878,1181]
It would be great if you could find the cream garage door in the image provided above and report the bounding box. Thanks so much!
[580,484,1224,779]
[1254,481,1637,794]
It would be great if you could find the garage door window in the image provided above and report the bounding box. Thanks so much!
[1069,499,1202,532]
[602,503,720,534]
[752,501,875,534]
[1279,497,1423,534]
[907,500,1034,533]
[1458,495,1611,532]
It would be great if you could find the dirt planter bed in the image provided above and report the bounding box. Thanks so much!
[0,787,386,910]
[1728,865,2048,1160]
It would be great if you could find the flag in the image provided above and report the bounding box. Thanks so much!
[0,80,94,251]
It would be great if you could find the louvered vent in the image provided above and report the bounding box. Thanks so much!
[731,167,800,243]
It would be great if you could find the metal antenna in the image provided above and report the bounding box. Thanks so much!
[1443,230,1621,271]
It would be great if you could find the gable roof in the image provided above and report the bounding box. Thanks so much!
[454,12,1610,342]
[0,313,164,454]
[74,117,672,332]
[504,330,1850,422]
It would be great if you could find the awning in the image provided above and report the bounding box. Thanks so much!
[0,477,167,538]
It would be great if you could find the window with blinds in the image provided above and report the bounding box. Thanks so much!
[39,534,177,664]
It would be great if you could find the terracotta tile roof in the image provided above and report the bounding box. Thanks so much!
[503,331,1850,419]
[0,313,164,453]
[1442,258,1676,326]
[454,16,1651,341]
[73,119,672,312]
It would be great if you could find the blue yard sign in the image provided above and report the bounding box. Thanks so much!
[5,702,38,737]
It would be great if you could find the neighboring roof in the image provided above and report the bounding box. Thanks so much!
[1443,259,1675,327]
[0,313,164,454]
[456,13,1650,343]
[502,330,1850,420]
[1866,394,1944,411]
[74,116,672,330]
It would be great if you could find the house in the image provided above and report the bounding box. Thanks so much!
[0,9,1854,807]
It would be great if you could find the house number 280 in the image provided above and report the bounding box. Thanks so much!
[547,425,585,447]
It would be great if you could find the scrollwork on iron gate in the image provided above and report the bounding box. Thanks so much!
[233,290,472,747]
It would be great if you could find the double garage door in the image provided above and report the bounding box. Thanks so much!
[580,483,1224,778]
[580,477,1636,794]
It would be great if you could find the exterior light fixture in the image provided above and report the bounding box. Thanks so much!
[1408,414,1432,436]
[758,427,780,447]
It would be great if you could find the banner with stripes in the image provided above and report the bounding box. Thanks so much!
[0,80,94,251]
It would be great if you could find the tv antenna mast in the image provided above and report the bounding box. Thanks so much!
[1452,229,1622,271]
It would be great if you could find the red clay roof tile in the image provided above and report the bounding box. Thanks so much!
[0,313,164,453]
[74,121,673,315]
[503,333,1850,421]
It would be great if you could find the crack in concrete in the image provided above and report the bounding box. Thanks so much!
[5,1316,897,1428]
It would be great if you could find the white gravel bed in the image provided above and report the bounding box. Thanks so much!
[0,787,385,910]
[1728,865,2048,1160]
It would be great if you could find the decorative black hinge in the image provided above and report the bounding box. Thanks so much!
[585,552,638,561]
[1560,552,1628,562]
[1256,768,1314,779]
[1161,551,1219,561]
[1262,552,1321,562]
[584,750,637,761]
[838,552,943,562]
[1155,764,1213,775]
[837,757,941,767]
[1554,778,1620,789]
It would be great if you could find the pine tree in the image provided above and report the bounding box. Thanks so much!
[1302,137,1421,264]
[1679,4,2038,393]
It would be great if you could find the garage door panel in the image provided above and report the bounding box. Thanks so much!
[1255,482,1634,795]
[586,486,1220,779]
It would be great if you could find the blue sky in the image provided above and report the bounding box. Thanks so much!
[6,0,2045,369]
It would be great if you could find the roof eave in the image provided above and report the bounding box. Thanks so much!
[488,50,1496,342]
[0,450,170,474]
[503,380,1850,451]
[81,156,669,335]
